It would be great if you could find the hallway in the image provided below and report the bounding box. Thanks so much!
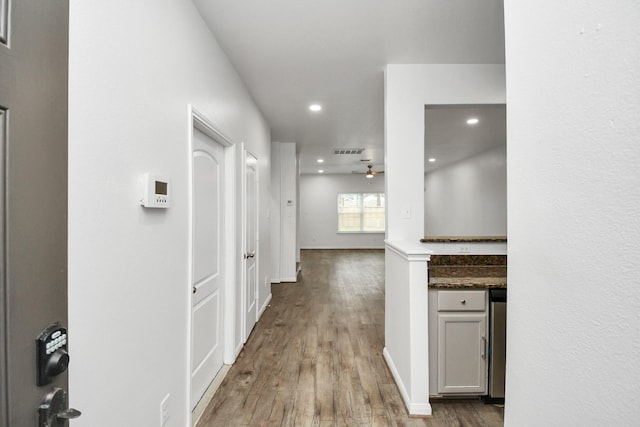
[197,250,504,426]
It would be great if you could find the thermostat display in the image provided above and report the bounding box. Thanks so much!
[155,181,167,195]
[141,173,170,208]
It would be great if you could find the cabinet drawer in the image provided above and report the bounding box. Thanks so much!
[438,290,486,311]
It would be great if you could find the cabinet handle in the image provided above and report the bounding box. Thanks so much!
[460,299,466,304]
[481,336,486,359]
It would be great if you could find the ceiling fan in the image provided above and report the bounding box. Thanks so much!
[352,164,384,179]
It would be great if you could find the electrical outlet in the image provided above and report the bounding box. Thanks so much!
[402,206,411,219]
[160,394,170,426]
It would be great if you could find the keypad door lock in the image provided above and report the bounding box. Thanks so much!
[38,388,81,427]
[36,323,69,386]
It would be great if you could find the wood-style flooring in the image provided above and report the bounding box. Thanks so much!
[197,249,504,427]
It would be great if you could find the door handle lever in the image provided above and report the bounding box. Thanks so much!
[38,388,81,427]
[57,408,82,419]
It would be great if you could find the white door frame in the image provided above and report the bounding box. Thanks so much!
[240,147,259,344]
[187,105,237,410]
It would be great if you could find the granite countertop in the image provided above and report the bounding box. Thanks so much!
[427,254,507,289]
[428,277,507,289]
[420,236,507,243]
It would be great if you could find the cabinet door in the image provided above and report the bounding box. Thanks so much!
[437,313,487,394]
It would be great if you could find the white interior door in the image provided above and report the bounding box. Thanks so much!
[243,152,258,340]
[191,128,225,409]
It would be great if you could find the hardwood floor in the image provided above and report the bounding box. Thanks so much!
[197,249,504,427]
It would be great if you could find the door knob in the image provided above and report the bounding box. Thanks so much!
[45,349,70,378]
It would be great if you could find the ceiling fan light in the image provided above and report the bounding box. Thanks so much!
[366,172,374,178]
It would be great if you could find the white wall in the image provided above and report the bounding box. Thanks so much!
[384,64,506,242]
[296,152,301,263]
[384,242,431,415]
[504,2,640,426]
[270,142,281,282]
[300,174,385,249]
[383,64,505,415]
[280,143,297,281]
[271,142,298,282]
[424,145,506,236]
[68,1,271,426]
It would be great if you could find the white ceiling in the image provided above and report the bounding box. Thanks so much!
[192,0,505,174]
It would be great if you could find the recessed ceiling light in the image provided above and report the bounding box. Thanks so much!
[466,118,479,125]
[428,158,436,162]
[318,169,324,174]
[317,158,324,163]
[309,104,322,112]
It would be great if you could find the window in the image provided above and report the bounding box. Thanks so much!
[337,192,385,232]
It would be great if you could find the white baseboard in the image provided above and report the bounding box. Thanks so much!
[409,402,433,416]
[383,348,411,411]
[300,246,385,250]
[233,341,243,360]
[258,293,272,319]
[191,364,231,426]
[271,277,299,283]
[383,347,432,417]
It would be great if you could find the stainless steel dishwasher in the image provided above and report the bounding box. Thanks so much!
[486,288,507,402]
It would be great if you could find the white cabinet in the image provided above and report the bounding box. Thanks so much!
[437,312,487,394]
[429,289,488,396]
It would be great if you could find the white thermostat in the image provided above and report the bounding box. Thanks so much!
[140,173,170,208]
